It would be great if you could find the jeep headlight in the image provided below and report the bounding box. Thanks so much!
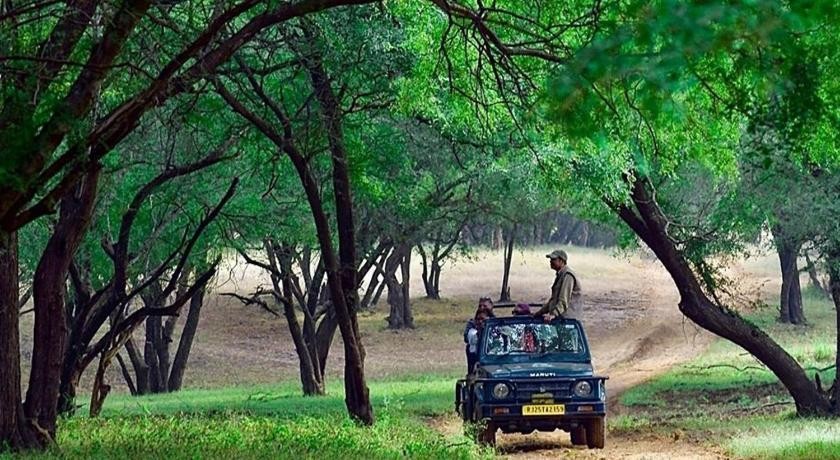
[573,380,592,397]
[492,383,510,399]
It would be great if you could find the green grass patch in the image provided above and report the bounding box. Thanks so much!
[4,374,489,459]
[729,418,840,460]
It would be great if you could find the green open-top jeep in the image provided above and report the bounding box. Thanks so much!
[455,313,608,448]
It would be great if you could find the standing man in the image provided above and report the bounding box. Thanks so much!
[534,249,582,321]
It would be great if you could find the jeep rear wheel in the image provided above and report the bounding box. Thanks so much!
[570,425,587,446]
[585,416,606,449]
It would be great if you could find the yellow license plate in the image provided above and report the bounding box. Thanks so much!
[522,404,565,416]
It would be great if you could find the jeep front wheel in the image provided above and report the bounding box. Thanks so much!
[477,421,497,446]
[585,416,606,449]
[570,425,587,446]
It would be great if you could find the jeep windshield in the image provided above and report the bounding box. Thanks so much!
[481,320,588,363]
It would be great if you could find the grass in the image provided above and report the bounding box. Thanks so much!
[618,286,840,459]
[5,374,490,459]
[729,419,840,460]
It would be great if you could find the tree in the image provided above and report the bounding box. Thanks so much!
[1,0,381,448]
[428,0,840,416]
[214,15,377,421]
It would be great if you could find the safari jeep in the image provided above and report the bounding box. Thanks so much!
[455,315,608,448]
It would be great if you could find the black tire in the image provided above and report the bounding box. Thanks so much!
[454,382,464,416]
[470,405,496,446]
[586,416,606,449]
[570,425,587,446]
[477,421,497,446]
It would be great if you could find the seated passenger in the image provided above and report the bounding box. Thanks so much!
[522,325,538,353]
[511,303,531,316]
[466,310,489,375]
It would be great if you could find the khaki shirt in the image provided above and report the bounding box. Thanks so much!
[537,267,581,317]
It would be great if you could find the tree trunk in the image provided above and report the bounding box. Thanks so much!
[267,243,325,396]
[492,226,503,250]
[826,253,840,408]
[361,248,389,308]
[58,260,96,414]
[620,178,832,416]
[305,46,373,424]
[0,230,39,450]
[115,353,137,395]
[789,272,805,324]
[385,244,413,329]
[168,287,205,392]
[499,225,516,301]
[401,246,414,327]
[431,261,442,299]
[315,309,338,374]
[144,315,163,393]
[25,169,99,438]
[774,227,805,324]
[419,245,435,299]
[420,242,445,300]
[124,338,150,395]
[804,253,831,298]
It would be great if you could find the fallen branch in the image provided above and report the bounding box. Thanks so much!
[221,289,280,317]
[746,400,793,414]
[684,363,769,373]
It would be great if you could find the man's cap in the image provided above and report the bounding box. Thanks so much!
[545,249,568,262]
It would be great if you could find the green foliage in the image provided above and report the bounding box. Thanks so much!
[9,412,485,459]
[2,375,489,459]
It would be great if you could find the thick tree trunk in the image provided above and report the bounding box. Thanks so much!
[168,287,205,392]
[401,247,413,323]
[432,262,442,299]
[499,225,516,301]
[0,231,38,450]
[144,314,163,393]
[305,47,373,424]
[827,258,840,408]
[774,228,805,324]
[25,169,99,438]
[385,245,413,329]
[621,178,831,416]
